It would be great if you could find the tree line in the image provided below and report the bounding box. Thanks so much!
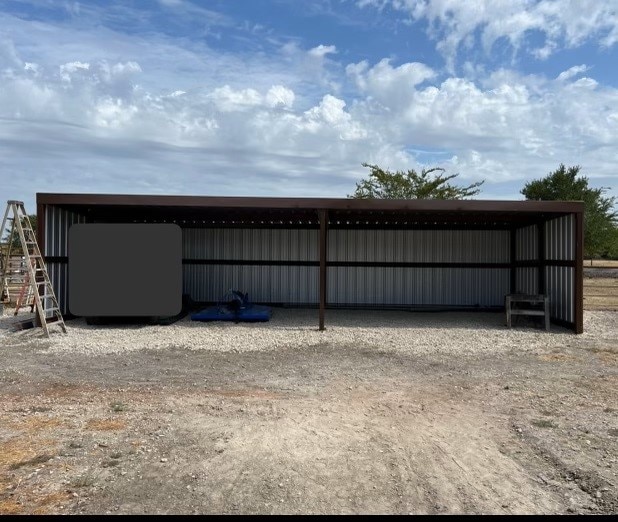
[349,163,618,259]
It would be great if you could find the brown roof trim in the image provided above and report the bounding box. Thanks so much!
[36,193,585,214]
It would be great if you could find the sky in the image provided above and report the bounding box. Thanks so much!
[1,0,618,213]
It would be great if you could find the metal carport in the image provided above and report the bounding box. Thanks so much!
[37,194,584,333]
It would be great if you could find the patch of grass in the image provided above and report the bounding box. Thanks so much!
[531,419,556,429]
[71,473,97,488]
[0,437,59,468]
[109,401,127,413]
[29,406,52,413]
[9,453,54,470]
[0,499,24,515]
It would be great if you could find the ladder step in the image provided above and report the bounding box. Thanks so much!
[2,199,67,338]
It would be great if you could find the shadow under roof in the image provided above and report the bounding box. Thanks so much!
[37,193,584,229]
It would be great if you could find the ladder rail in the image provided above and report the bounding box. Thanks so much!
[1,204,17,302]
[0,200,67,336]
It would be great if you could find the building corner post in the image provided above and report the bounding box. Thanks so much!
[318,209,328,331]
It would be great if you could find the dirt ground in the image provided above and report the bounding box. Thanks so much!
[1,316,617,515]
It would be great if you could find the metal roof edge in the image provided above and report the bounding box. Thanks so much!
[36,193,585,213]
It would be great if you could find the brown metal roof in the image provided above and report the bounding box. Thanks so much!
[36,193,584,229]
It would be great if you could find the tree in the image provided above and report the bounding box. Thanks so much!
[348,163,484,200]
[521,164,618,259]
[2,214,37,251]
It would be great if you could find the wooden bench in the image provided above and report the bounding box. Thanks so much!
[505,293,550,331]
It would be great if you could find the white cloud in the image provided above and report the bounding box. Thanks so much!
[265,85,295,108]
[555,64,589,82]
[308,44,337,57]
[1,7,618,213]
[358,0,618,68]
[59,60,90,81]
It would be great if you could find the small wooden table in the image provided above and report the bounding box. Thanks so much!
[505,293,550,331]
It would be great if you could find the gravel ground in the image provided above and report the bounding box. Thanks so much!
[1,305,617,515]
[1,307,616,357]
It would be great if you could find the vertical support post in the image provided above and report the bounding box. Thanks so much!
[537,221,546,295]
[36,203,46,259]
[318,209,328,331]
[509,228,517,293]
[574,210,584,334]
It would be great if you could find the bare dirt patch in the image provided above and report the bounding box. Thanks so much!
[0,310,616,515]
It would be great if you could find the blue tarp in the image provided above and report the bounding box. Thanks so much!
[191,290,272,322]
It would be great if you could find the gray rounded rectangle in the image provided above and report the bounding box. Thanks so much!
[69,223,182,317]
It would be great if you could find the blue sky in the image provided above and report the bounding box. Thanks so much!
[1,0,617,212]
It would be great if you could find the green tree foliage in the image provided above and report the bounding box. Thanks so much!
[521,164,618,259]
[2,214,37,251]
[349,163,484,200]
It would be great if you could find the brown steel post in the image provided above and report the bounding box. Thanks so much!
[318,209,328,331]
[574,211,584,334]
[36,203,45,258]
[537,221,546,295]
[510,228,516,293]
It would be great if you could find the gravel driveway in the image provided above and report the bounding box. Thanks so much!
[1,308,616,515]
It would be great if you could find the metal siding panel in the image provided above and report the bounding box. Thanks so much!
[183,228,318,261]
[183,263,318,304]
[44,206,86,313]
[328,267,508,306]
[515,225,537,261]
[515,266,538,295]
[545,216,573,261]
[329,229,509,263]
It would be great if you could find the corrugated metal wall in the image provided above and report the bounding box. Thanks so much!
[183,229,318,260]
[42,204,578,324]
[183,229,319,303]
[515,225,538,295]
[328,230,509,263]
[44,206,87,314]
[545,215,575,323]
[182,228,510,306]
[327,229,509,306]
[327,267,508,306]
[44,206,87,257]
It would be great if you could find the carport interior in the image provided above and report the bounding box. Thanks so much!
[37,195,584,332]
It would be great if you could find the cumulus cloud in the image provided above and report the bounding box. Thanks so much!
[358,0,618,68]
[2,5,618,213]
[308,44,337,57]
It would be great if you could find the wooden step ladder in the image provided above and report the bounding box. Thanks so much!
[0,200,67,336]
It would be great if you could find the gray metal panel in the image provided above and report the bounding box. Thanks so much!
[182,228,320,303]
[545,214,575,261]
[183,264,318,303]
[46,262,69,315]
[328,267,509,306]
[183,228,318,261]
[45,205,87,257]
[45,206,86,314]
[515,225,537,261]
[547,266,574,323]
[328,229,509,263]
[544,215,575,323]
[515,267,538,294]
